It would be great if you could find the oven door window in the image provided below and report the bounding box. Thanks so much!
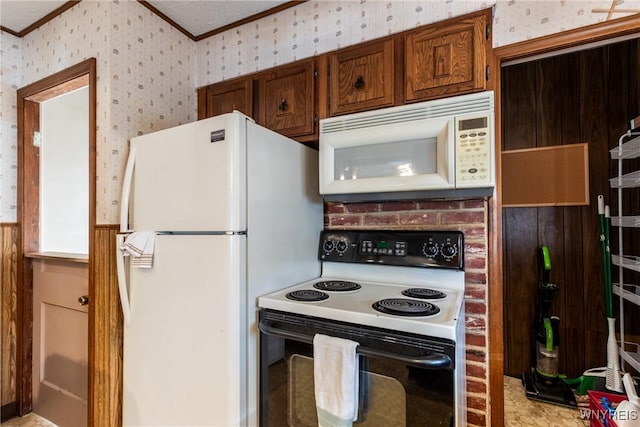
[262,338,455,427]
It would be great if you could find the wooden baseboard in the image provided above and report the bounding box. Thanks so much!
[1,402,17,422]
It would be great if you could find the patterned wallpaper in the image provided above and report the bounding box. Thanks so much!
[0,31,21,222]
[106,1,196,224]
[1,0,638,223]
[196,0,495,83]
[195,0,639,86]
[494,0,640,45]
[18,1,113,225]
[0,0,196,224]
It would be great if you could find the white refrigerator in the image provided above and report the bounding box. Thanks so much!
[116,112,322,426]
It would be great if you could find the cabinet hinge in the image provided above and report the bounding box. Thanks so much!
[486,65,490,81]
[314,113,318,124]
[486,24,490,40]
[314,70,318,79]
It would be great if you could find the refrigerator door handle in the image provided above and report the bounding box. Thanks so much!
[120,143,137,233]
[116,234,132,326]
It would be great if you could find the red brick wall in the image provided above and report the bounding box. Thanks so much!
[325,198,490,426]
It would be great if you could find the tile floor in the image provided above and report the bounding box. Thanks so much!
[0,377,593,427]
[0,414,56,427]
[504,375,590,426]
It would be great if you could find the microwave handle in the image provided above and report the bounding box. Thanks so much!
[259,320,452,369]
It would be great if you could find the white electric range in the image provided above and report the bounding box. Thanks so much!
[258,261,465,341]
[257,230,467,427]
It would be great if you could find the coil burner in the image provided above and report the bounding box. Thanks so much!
[372,298,440,317]
[285,289,329,302]
[313,280,361,292]
[402,288,447,300]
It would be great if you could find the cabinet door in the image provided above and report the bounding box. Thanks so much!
[205,78,253,118]
[258,59,315,138]
[329,38,396,116]
[405,10,489,102]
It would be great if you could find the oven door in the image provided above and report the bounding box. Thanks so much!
[259,310,458,427]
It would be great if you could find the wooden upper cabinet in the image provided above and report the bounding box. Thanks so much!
[257,59,316,138]
[196,8,493,140]
[203,77,254,118]
[328,38,397,116]
[405,9,491,102]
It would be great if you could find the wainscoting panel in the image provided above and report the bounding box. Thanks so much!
[91,225,122,427]
[1,223,18,419]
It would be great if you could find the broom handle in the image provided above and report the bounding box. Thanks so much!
[598,195,613,318]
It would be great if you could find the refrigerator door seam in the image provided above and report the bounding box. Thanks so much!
[119,231,247,235]
[155,231,247,235]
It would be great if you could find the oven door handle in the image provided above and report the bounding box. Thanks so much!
[259,321,453,369]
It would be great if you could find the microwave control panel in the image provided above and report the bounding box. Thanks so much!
[455,114,493,187]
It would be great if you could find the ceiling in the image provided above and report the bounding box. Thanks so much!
[0,0,296,39]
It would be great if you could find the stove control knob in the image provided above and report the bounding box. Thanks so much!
[336,240,348,254]
[422,242,438,258]
[323,240,335,253]
[441,244,457,258]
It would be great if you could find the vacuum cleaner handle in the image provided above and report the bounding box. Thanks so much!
[540,246,551,283]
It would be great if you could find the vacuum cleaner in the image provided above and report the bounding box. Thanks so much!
[522,246,577,408]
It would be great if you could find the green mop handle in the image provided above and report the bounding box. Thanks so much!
[598,195,613,319]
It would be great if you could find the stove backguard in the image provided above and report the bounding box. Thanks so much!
[319,229,464,270]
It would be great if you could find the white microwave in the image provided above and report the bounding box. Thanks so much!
[319,91,495,201]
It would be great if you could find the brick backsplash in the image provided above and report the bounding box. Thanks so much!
[325,198,490,426]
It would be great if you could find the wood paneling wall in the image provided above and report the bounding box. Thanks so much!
[1,223,18,417]
[90,225,123,426]
[502,38,640,378]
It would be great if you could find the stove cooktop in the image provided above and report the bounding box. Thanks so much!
[258,276,464,341]
[258,230,466,341]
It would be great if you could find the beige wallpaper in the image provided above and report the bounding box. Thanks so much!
[0,0,196,224]
[0,31,21,221]
[195,0,639,86]
[1,1,638,223]
[196,0,495,83]
[106,0,196,225]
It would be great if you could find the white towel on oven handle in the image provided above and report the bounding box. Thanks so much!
[313,334,359,427]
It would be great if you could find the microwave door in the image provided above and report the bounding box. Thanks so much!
[320,117,454,195]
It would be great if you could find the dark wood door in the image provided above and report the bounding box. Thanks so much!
[405,9,490,102]
[329,38,397,116]
[257,59,315,138]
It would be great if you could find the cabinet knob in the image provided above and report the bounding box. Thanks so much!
[354,75,365,90]
[278,99,288,111]
[78,295,89,306]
